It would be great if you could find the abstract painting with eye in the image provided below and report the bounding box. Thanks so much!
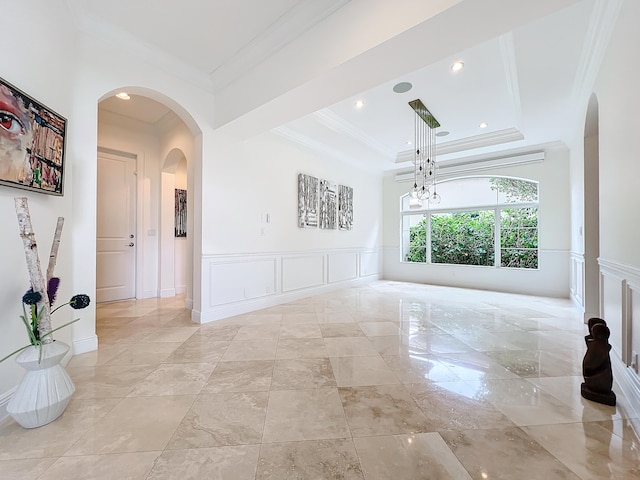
[0,77,66,196]
[0,111,26,135]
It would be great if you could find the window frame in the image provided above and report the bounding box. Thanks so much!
[400,176,539,270]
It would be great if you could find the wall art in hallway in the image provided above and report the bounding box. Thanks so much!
[0,76,66,196]
[338,184,353,230]
[175,188,187,237]
[298,173,318,228]
[319,178,337,230]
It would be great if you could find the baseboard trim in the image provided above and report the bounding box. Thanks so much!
[73,335,98,355]
[160,288,176,298]
[570,290,587,323]
[0,386,17,427]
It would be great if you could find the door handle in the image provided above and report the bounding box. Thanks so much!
[129,242,135,247]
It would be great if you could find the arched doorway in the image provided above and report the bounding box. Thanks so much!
[96,89,199,309]
[583,93,600,321]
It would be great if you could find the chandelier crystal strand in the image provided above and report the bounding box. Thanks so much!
[408,99,441,208]
[429,123,441,205]
[409,106,421,208]
[421,112,428,200]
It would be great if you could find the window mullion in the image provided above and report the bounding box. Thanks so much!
[495,207,501,268]
[426,213,431,264]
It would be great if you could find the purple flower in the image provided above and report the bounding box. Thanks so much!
[48,277,60,306]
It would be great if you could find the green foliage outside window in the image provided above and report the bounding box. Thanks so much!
[405,207,538,268]
[489,177,538,202]
[500,207,538,268]
[406,216,427,263]
[431,211,495,266]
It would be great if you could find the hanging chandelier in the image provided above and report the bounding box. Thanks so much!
[408,99,441,208]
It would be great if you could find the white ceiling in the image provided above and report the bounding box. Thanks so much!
[82,0,612,173]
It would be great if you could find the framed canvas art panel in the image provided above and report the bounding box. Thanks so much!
[175,188,187,237]
[298,173,318,228]
[0,76,66,195]
[338,184,353,230]
[319,178,337,229]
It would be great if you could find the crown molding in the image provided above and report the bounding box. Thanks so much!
[313,109,397,158]
[499,33,522,127]
[395,127,524,163]
[571,0,624,107]
[209,0,352,92]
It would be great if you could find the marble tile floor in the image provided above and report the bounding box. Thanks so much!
[1,281,639,479]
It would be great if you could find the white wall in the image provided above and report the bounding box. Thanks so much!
[0,1,79,413]
[201,131,382,254]
[383,146,571,297]
[197,131,384,322]
[569,137,585,307]
[588,0,640,411]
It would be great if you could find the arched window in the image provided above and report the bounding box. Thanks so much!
[401,176,539,269]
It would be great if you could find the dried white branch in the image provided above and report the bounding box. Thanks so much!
[15,197,53,343]
[47,217,64,283]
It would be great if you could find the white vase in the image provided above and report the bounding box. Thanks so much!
[7,341,75,428]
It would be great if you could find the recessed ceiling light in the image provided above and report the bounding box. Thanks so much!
[405,140,413,145]
[354,99,365,109]
[435,131,450,137]
[451,61,464,73]
[393,82,413,93]
[479,122,488,128]
[116,92,130,100]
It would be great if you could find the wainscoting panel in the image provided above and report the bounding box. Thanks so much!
[198,248,381,323]
[628,280,640,370]
[570,252,585,308]
[599,258,640,421]
[207,258,277,307]
[600,263,626,360]
[361,250,382,277]
[327,251,358,284]
[282,254,325,292]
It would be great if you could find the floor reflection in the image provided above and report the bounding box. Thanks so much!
[1,281,639,479]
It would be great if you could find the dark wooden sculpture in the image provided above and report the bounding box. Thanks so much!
[581,317,616,406]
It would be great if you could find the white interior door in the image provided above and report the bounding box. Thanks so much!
[96,152,136,302]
